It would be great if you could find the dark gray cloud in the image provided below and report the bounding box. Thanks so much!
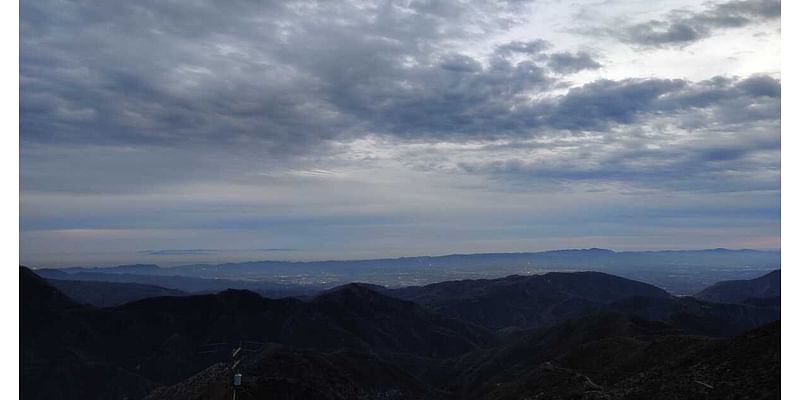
[494,39,552,56]
[543,78,688,130]
[611,0,780,47]
[457,136,778,193]
[546,51,602,74]
[20,0,780,204]
[21,0,535,153]
[348,55,553,139]
[139,249,220,256]
[544,74,779,131]
[21,0,779,151]
[361,72,780,139]
[450,117,780,193]
[391,74,780,193]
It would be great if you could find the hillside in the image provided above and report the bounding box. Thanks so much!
[695,270,781,304]
[20,268,494,399]
[390,272,671,330]
[143,313,781,400]
[144,346,441,400]
[472,320,780,400]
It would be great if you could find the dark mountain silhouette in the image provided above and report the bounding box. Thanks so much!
[46,278,188,307]
[311,283,495,357]
[608,295,779,337]
[20,266,779,400]
[744,296,781,307]
[695,269,780,304]
[389,272,673,330]
[20,268,493,399]
[20,266,79,313]
[20,266,159,400]
[387,271,778,337]
[106,284,494,360]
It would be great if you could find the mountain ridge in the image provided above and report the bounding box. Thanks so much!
[20,266,780,400]
[695,269,780,304]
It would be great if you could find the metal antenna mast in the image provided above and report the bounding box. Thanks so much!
[230,341,264,400]
[197,340,263,400]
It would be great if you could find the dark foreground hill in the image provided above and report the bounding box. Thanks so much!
[464,318,780,400]
[695,269,780,304]
[145,314,780,400]
[144,346,442,400]
[20,266,779,400]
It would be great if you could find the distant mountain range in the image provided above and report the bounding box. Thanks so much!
[20,266,779,399]
[33,248,780,295]
[46,279,188,307]
[36,268,320,299]
[41,248,780,277]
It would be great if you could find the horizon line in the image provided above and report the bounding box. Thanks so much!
[29,246,781,270]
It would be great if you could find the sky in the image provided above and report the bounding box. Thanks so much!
[20,0,780,267]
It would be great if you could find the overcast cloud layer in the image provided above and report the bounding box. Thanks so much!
[20,0,780,267]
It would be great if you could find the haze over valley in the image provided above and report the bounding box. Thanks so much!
[34,247,779,297]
